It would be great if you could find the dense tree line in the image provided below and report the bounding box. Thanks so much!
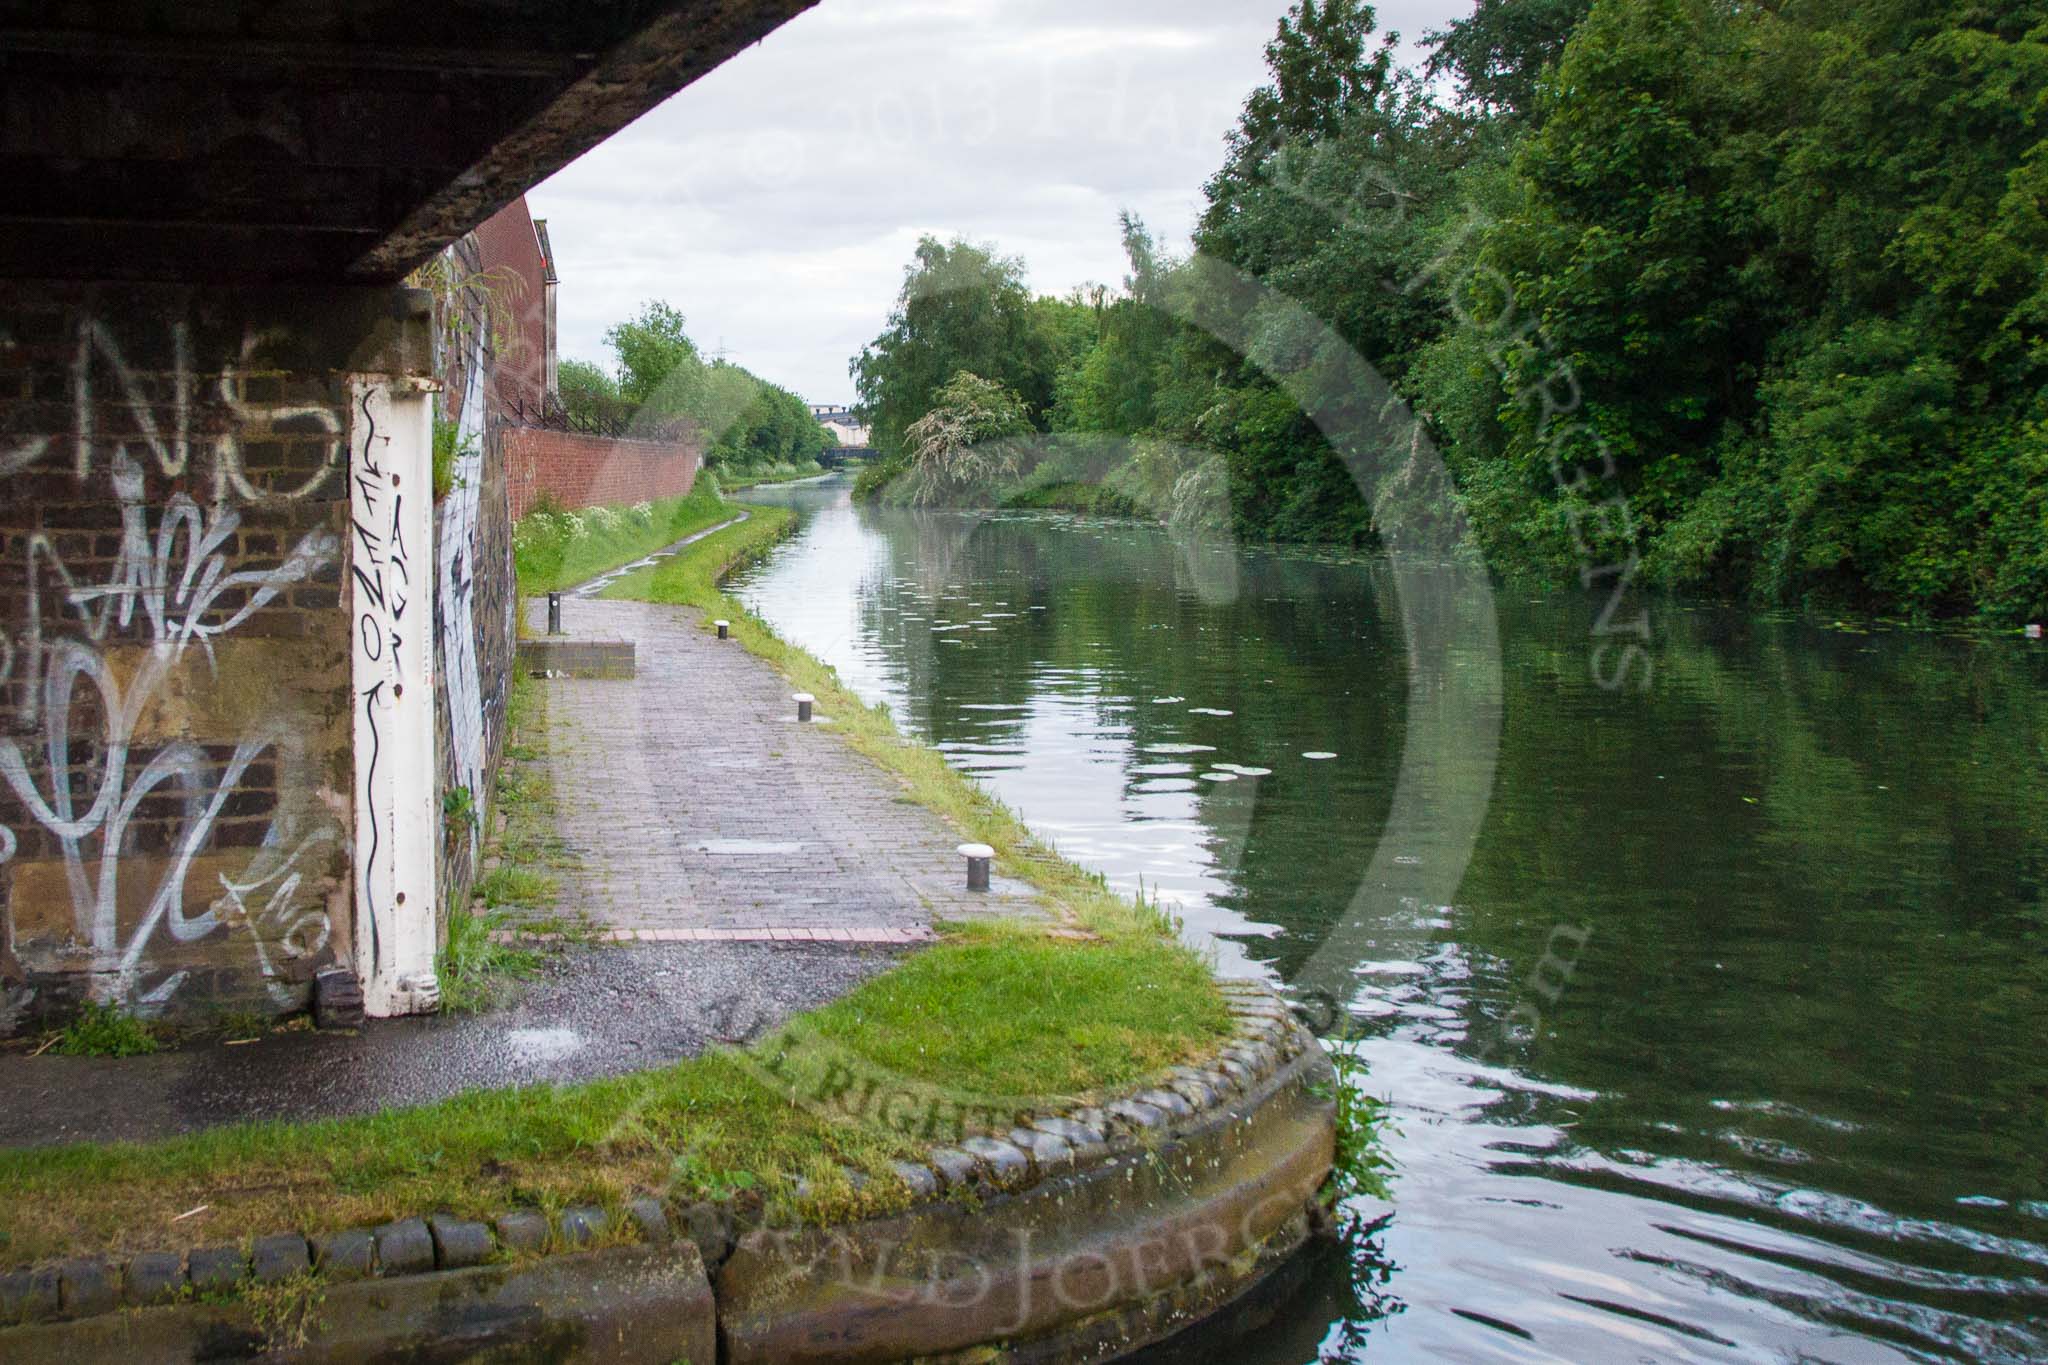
[562,300,830,474]
[852,0,2047,623]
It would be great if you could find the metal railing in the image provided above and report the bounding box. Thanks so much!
[507,396,693,444]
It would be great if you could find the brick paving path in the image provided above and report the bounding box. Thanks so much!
[529,596,1044,942]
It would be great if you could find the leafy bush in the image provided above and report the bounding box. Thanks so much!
[900,371,1034,506]
[52,1002,161,1057]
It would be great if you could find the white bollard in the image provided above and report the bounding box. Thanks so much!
[959,842,994,892]
[715,619,730,640]
[794,692,814,723]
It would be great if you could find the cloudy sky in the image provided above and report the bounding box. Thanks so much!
[530,0,1474,403]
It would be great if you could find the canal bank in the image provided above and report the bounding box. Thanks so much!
[0,502,1344,1362]
[727,474,2048,1363]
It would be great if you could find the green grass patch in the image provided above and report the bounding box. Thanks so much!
[800,930,1224,1099]
[458,670,589,947]
[476,865,555,909]
[513,484,736,596]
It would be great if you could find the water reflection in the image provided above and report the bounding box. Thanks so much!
[731,477,2048,1362]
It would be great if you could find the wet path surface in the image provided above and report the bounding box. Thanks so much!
[0,942,901,1146]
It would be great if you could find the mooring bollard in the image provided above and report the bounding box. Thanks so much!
[546,592,563,636]
[715,619,730,640]
[794,692,814,723]
[959,842,994,892]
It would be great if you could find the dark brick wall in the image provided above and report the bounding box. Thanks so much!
[505,427,701,520]
[0,281,424,1030]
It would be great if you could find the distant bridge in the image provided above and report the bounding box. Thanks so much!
[817,445,873,469]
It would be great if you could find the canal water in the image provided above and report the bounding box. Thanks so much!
[729,476,2047,1363]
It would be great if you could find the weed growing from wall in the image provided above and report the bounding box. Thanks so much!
[50,1002,162,1057]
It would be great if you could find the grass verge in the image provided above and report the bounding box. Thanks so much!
[716,459,825,491]
[0,499,1237,1267]
[513,484,737,597]
[438,670,591,1009]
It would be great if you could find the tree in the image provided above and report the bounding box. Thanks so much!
[901,371,1033,505]
[1051,214,1178,437]
[605,301,699,407]
[585,299,830,474]
[556,358,624,426]
[1424,0,1594,119]
[1199,0,1397,264]
[851,237,1062,459]
[1453,0,2048,617]
[834,0,2048,618]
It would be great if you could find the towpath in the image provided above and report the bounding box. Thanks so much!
[531,592,1041,941]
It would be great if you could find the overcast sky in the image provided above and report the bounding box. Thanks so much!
[530,0,1474,403]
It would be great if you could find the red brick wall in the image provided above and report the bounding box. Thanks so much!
[439,199,552,428]
[469,199,551,418]
[505,427,702,520]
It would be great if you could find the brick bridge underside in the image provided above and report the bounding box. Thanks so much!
[0,0,816,1027]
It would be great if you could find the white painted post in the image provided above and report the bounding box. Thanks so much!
[349,378,441,1017]
[959,843,994,892]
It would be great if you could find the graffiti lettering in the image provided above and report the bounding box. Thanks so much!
[0,317,345,1011]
